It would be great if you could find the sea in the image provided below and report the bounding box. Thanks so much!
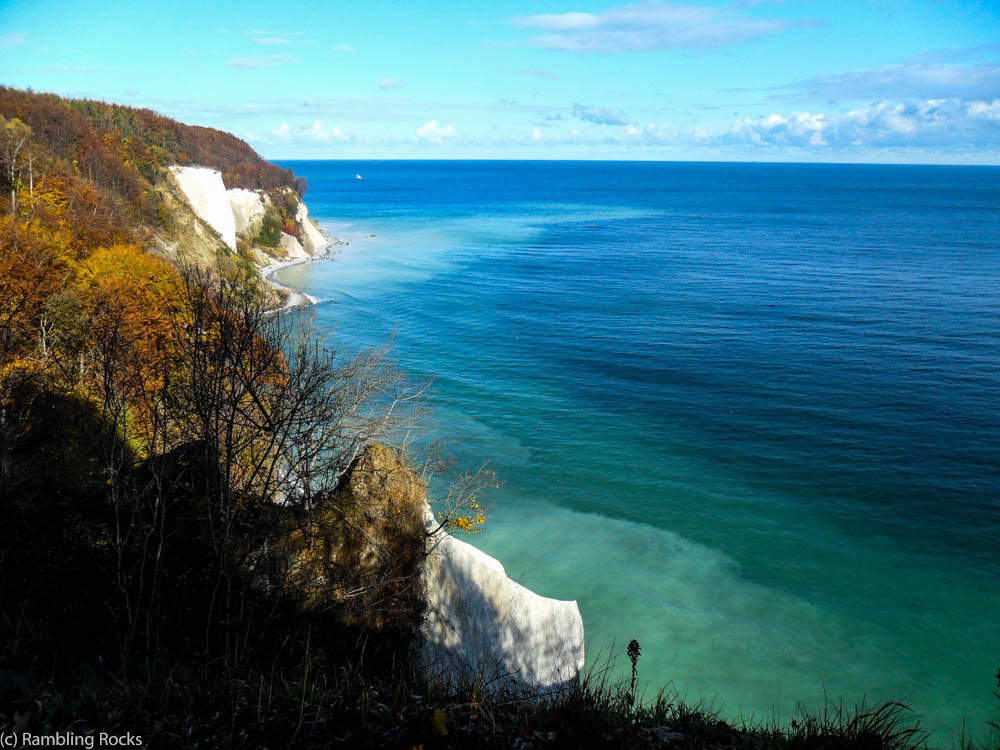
[273,160,1000,742]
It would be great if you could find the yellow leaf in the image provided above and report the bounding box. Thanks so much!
[431,708,448,736]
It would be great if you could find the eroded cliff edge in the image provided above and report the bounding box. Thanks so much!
[270,437,588,690]
[421,504,586,690]
[324,444,586,690]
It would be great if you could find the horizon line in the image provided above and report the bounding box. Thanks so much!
[269,156,1000,168]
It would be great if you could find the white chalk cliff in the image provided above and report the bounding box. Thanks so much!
[228,187,270,238]
[420,508,585,691]
[169,165,328,263]
[169,166,238,251]
[327,445,585,691]
[296,201,327,255]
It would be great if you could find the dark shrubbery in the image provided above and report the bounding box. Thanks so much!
[0,262,422,671]
[0,648,935,749]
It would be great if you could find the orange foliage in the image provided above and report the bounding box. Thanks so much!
[76,244,186,439]
[20,170,138,255]
[0,214,72,367]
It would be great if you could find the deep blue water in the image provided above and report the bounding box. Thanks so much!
[276,160,1000,741]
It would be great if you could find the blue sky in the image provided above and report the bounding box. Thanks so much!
[1,0,998,163]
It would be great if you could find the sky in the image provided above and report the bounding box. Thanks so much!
[1,0,999,163]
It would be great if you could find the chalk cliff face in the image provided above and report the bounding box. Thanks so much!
[169,165,327,264]
[279,232,309,260]
[168,165,238,251]
[421,508,585,691]
[228,187,270,238]
[296,201,327,255]
[281,443,585,690]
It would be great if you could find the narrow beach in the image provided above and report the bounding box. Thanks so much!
[258,234,344,310]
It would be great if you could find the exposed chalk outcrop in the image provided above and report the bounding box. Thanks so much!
[292,443,586,691]
[278,232,308,260]
[420,508,586,691]
[169,166,237,251]
[296,201,328,255]
[228,187,270,238]
[168,164,331,312]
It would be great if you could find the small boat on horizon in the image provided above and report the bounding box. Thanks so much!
[355,173,363,180]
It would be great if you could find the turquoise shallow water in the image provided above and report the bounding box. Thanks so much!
[276,161,1000,742]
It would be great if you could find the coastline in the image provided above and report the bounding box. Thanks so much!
[258,235,346,310]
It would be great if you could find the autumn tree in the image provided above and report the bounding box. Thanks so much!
[1,116,33,213]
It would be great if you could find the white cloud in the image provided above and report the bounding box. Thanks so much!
[513,98,1000,153]
[307,119,349,141]
[0,32,25,48]
[226,54,302,69]
[609,123,644,142]
[719,99,1000,149]
[532,128,543,140]
[968,100,1000,121]
[780,61,1000,102]
[332,44,356,52]
[510,0,811,53]
[416,120,456,142]
[520,11,599,31]
[573,103,629,125]
[378,77,406,89]
[724,110,828,146]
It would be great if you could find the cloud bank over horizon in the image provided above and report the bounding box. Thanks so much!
[245,95,999,162]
